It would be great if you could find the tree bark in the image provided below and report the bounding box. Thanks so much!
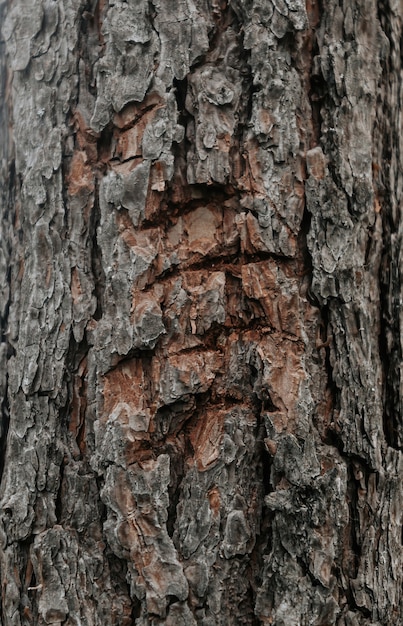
[0,0,402,624]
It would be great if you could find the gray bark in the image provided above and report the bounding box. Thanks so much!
[0,0,402,624]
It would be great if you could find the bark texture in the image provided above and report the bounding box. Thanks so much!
[0,0,402,624]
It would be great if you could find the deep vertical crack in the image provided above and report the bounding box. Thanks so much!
[376,0,403,450]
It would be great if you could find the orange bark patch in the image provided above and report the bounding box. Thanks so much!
[144,187,164,222]
[69,357,88,455]
[103,360,152,433]
[247,332,305,433]
[257,108,275,135]
[71,267,82,304]
[186,206,218,243]
[217,133,231,153]
[238,138,266,195]
[183,205,222,257]
[306,146,326,180]
[189,408,225,471]
[45,262,52,289]
[208,487,221,516]
[67,150,94,195]
[242,261,302,337]
[306,0,321,28]
[115,102,158,161]
[72,110,99,162]
[113,92,165,129]
[116,126,142,161]
[264,439,278,456]
[150,160,168,192]
[110,158,143,176]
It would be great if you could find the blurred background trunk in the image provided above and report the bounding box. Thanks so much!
[0,0,402,624]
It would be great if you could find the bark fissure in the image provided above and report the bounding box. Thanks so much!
[377,0,403,451]
[0,3,13,495]
[90,179,106,321]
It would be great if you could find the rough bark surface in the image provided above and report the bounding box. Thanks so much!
[0,0,402,624]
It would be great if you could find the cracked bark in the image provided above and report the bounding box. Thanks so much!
[0,0,402,624]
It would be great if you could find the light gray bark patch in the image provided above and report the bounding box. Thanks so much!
[132,297,166,350]
[95,171,166,364]
[185,27,245,185]
[152,0,210,84]
[90,1,158,131]
[33,529,69,623]
[237,8,309,257]
[108,0,152,47]
[100,456,189,617]
[101,162,151,228]
[120,162,151,226]
[2,0,44,71]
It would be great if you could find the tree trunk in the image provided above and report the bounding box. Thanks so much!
[0,0,402,624]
